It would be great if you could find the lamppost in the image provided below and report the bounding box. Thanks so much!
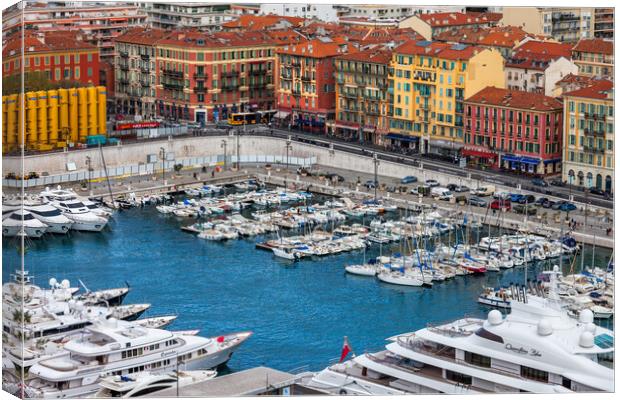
[236,126,241,170]
[221,139,227,170]
[159,147,166,186]
[284,136,292,189]
[85,156,92,195]
[567,172,574,221]
[373,152,380,202]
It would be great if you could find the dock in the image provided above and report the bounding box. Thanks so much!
[152,366,327,397]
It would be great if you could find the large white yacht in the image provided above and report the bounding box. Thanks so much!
[25,319,252,398]
[300,267,613,394]
[39,187,108,232]
[3,195,73,234]
[2,209,49,237]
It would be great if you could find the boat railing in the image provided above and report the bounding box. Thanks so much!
[425,317,481,337]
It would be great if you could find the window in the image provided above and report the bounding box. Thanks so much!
[34,57,40,66]
[75,67,80,79]
[55,68,60,80]
[63,68,70,79]
[521,366,548,383]
[74,54,80,64]
[87,53,93,62]
[87,67,93,77]
[44,56,50,66]
[446,370,472,385]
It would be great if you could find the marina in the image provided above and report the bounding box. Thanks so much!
[2,184,613,381]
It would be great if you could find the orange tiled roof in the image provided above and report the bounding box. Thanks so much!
[3,30,96,58]
[156,30,275,48]
[115,27,168,45]
[277,37,350,58]
[394,40,483,60]
[564,79,614,100]
[435,25,533,48]
[221,14,305,31]
[572,38,613,56]
[506,40,573,70]
[336,48,392,64]
[465,86,563,111]
[419,12,499,27]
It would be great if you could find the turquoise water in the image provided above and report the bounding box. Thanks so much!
[2,201,612,373]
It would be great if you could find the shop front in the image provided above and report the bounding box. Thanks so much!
[429,139,463,160]
[462,147,497,168]
[385,133,419,152]
[501,154,542,175]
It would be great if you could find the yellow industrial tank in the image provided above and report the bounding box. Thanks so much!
[6,95,18,150]
[77,87,88,142]
[97,86,107,135]
[58,88,69,133]
[26,91,38,146]
[87,86,98,136]
[2,97,7,150]
[37,90,49,145]
[16,94,24,147]
[48,89,59,145]
[68,88,78,143]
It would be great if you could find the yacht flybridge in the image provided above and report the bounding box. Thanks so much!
[25,318,252,398]
[39,187,109,232]
[301,266,613,394]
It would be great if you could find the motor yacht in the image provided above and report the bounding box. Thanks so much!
[301,266,613,394]
[2,209,49,237]
[26,203,74,234]
[39,187,108,231]
[93,369,217,398]
[25,319,252,398]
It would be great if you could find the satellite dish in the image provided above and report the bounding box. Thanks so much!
[61,279,70,289]
[49,278,58,287]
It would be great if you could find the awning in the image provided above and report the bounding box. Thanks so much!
[275,111,290,119]
[543,158,561,165]
[502,154,521,163]
[334,123,359,130]
[520,157,541,165]
[430,139,464,150]
[462,149,495,158]
[385,133,419,143]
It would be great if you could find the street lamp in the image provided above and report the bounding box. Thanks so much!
[373,152,380,202]
[221,139,227,170]
[284,136,292,189]
[85,156,92,195]
[236,126,241,170]
[160,147,166,186]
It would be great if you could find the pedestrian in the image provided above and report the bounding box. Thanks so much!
[211,170,215,178]
[606,227,611,236]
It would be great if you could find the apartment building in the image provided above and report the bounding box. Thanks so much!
[2,2,147,60]
[571,38,614,78]
[276,38,350,133]
[500,7,594,42]
[505,40,578,96]
[594,8,613,39]
[387,41,505,157]
[463,87,563,175]
[562,80,614,193]
[400,12,501,40]
[333,48,391,145]
[260,4,339,22]
[221,15,305,32]
[3,30,100,86]
[140,2,236,30]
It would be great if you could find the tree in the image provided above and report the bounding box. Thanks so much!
[2,71,86,96]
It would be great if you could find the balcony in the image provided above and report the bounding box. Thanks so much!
[193,72,208,80]
[119,50,129,58]
[291,61,301,67]
[220,71,239,78]
[193,86,207,93]
[367,109,380,116]
[584,112,605,121]
[140,54,150,61]
[162,82,184,90]
[140,66,150,73]
[291,88,302,96]
[221,85,238,92]
[140,80,150,87]
[162,69,183,79]
[342,91,358,99]
[119,64,129,71]
[119,77,129,85]
[301,75,312,82]
[281,75,292,81]
[249,69,266,76]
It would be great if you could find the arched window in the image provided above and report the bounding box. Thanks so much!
[596,174,603,190]
[586,172,593,187]
[605,175,612,193]
[577,171,584,186]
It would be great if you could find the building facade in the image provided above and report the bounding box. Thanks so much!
[562,80,614,193]
[571,39,614,78]
[400,12,500,40]
[593,8,613,39]
[333,48,391,145]
[500,7,594,43]
[260,4,339,22]
[463,87,563,175]
[387,41,505,157]
[2,31,100,86]
[139,2,236,30]
[276,39,349,133]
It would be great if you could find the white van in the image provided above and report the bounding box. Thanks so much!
[431,187,454,200]
[472,185,495,197]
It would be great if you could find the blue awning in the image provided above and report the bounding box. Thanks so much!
[543,158,561,165]
[502,154,521,162]
[386,133,419,143]
[520,157,541,165]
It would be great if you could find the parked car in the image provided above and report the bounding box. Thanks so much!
[490,199,511,210]
[509,194,524,203]
[447,184,469,192]
[513,204,537,215]
[552,201,577,212]
[431,187,454,200]
[414,185,431,196]
[400,175,418,184]
[468,196,487,207]
[494,191,511,200]
[426,179,440,187]
[550,178,565,187]
[455,195,468,204]
[473,185,495,197]
[535,197,548,206]
[588,187,607,196]
[531,178,549,187]
[365,180,377,189]
[542,200,556,209]
[518,194,536,204]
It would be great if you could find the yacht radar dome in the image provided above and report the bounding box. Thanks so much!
[579,309,594,324]
[537,319,553,336]
[579,331,595,348]
[61,279,70,289]
[586,322,597,334]
[488,309,503,325]
[49,278,58,287]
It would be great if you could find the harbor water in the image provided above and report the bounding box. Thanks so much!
[2,201,613,373]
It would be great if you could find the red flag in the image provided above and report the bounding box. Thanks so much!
[217,336,225,343]
[339,336,352,362]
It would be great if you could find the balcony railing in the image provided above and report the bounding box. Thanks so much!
[249,69,266,76]
[193,72,208,79]
[221,71,239,78]
[162,82,184,90]
[193,86,207,93]
[301,75,312,82]
[119,50,129,58]
[119,64,129,71]
[140,54,150,60]
[162,69,183,79]
[584,112,606,121]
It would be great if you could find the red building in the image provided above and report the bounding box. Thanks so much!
[463,86,563,175]
[2,31,100,86]
[276,38,350,132]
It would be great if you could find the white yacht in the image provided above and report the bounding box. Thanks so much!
[2,209,49,237]
[40,187,108,232]
[93,369,217,398]
[301,267,613,394]
[26,203,74,234]
[25,319,252,398]
[82,199,114,218]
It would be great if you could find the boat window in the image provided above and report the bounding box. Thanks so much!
[67,202,86,209]
[594,333,614,349]
[10,214,34,221]
[475,328,504,344]
[464,351,491,368]
[30,209,62,217]
[520,365,548,382]
[86,204,98,209]
[131,385,171,397]
[445,370,472,385]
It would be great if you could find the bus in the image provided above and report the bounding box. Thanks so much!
[228,110,277,125]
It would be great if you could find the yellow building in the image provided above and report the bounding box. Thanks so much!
[387,41,505,157]
[562,79,614,193]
